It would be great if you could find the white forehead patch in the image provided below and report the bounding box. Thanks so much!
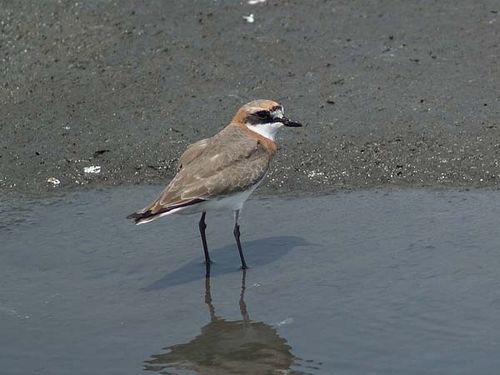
[271,108,284,119]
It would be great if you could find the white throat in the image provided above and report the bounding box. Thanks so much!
[245,122,283,141]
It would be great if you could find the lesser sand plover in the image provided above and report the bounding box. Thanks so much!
[128,99,302,274]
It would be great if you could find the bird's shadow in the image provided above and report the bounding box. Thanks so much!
[143,236,309,291]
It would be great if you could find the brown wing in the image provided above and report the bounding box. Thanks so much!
[129,125,272,221]
[176,138,210,171]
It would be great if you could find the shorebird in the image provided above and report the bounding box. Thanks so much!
[127,99,302,274]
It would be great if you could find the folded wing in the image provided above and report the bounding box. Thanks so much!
[128,126,272,223]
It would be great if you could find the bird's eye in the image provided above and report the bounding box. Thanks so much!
[247,110,273,125]
[255,111,270,119]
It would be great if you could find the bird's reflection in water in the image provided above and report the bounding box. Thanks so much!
[144,271,320,375]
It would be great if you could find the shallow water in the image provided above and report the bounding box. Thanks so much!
[2,187,500,374]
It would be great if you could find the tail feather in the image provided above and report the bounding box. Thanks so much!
[127,198,206,225]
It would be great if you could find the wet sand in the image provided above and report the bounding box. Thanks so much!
[1,1,500,195]
[2,187,500,374]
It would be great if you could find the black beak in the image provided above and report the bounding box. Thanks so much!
[281,116,303,127]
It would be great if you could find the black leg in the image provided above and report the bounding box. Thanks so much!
[233,210,248,269]
[198,212,211,272]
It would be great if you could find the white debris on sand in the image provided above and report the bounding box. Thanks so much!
[47,177,60,186]
[243,14,255,23]
[248,0,266,4]
[83,166,101,174]
[307,170,325,178]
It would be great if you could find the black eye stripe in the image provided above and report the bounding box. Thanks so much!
[246,110,271,125]
[246,107,283,125]
[255,110,270,118]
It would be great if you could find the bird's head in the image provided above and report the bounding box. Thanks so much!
[232,99,302,141]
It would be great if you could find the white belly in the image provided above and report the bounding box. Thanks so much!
[138,181,264,224]
[177,184,260,215]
